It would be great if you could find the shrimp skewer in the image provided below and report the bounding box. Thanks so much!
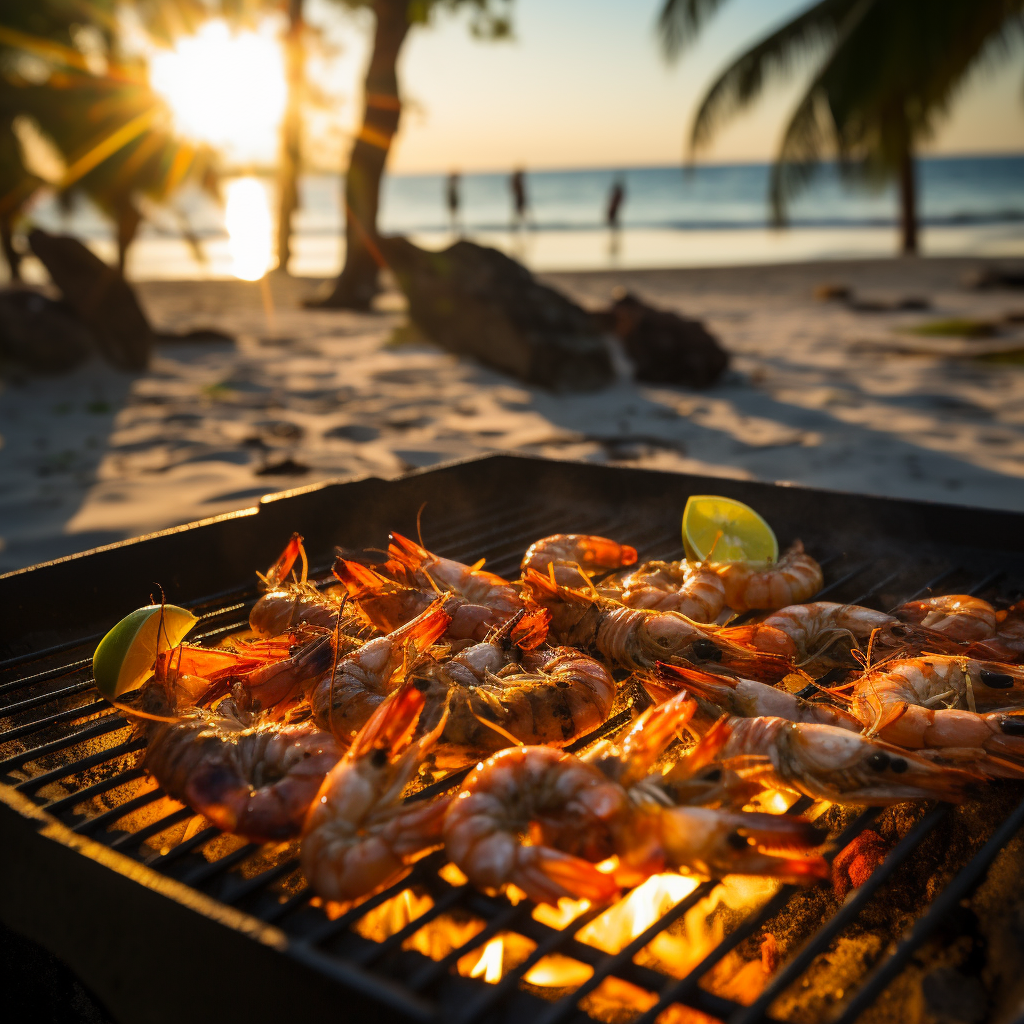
[135,681,343,842]
[301,682,452,904]
[521,533,638,588]
[714,540,823,613]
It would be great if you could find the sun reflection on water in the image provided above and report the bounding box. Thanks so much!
[225,177,275,280]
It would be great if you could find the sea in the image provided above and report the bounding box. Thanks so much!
[19,154,1024,280]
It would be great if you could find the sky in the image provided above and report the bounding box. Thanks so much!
[305,0,1024,174]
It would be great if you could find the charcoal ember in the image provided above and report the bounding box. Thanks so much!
[594,291,729,388]
[379,236,615,392]
[27,229,155,371]
[0,288,95,373]
[831,829,890,900]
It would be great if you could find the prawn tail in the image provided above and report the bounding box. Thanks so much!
[676,715,735,776]
[511,608,552,650]
[650,662,738,706]
[333,558,394,598]
[617,690,697,784]
[388,531,433,569]
[728,811,824,854]
[349,680,427,761]
[264,533,304,590]
[516,846,620,905]
[394,598,452,652]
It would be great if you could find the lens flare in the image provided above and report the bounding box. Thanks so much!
[225,177,275,281]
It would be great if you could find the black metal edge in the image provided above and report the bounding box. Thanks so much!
[4,452,1024,658]
[0,783,432,1024]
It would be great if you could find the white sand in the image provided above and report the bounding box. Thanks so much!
[2,257,1023,573]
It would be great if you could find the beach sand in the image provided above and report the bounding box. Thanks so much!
[2,256,1023,573]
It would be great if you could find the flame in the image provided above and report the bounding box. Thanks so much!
[471,937,505,983]
[523,954,593,988]
[352,888,433,941]
[743,788,798,815]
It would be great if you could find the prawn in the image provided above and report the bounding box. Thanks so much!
[155,627,338,714]
[523,568,795,678]
[309,599,450,741]
[409,610,615,769]
[301,682,452,904]
[609,560,726,623]
[335,531,527,641]
[135,680,343,842]
[667,714,982,806]
[645,662,859,731]
[893,595,997,642]
[251,534,357,637]
[521,533,637,588]
[759,602,897,664]
[714,541,823,613]
[845,656,1024,773]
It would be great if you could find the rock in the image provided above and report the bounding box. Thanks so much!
[595,291,729,388]
[964,265,1024,291]
[0,288,95,373]
[380,236,615,391]
[27,229,155,371]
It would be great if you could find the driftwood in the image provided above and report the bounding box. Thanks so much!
[595,291,729,388]
[28,229,155,371]
[381,236,615,391]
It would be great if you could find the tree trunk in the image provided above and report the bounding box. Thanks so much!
[0,216,22,281]
[116,201,141,275]
[310,0,409,309]
[277,0,305,275]
[898,143,918,256]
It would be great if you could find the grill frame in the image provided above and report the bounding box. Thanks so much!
[3,452,1024,1024]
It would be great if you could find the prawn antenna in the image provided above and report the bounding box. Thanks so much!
[299,539,309,585]
[416,502,428,550]
[468,705,524,748]
[326,595,347,741]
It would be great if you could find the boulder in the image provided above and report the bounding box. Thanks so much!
[28,229,155,371]
[380,236,615,391]
[595,291,729,388]
[0,289,95,373]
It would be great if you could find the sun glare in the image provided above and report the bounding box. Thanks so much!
[150,20,286,163]
[225,177,275,280]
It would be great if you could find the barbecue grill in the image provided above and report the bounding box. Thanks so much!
[3,453,1024,1024]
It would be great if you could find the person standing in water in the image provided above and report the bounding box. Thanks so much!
[606,175,625,258]
[446,171,461,236]
[510,168,528,230]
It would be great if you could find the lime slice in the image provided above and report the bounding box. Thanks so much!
[92,604,199,699]
[682,495,778,564]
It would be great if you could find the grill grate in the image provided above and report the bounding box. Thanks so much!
[3,455,1024,1024]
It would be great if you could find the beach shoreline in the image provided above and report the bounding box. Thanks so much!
[2,255,1023,574]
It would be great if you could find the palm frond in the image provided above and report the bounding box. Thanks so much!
[688,0,868,153]
[656,0,731,61]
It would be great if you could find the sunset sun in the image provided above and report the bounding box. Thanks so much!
[149,19,287,163]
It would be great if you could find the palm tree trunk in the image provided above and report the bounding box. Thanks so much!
[277,0,305,275]
[116,201,141,275]
[898,143,918,255]
[311,0,409,309]
[1,216,22,281]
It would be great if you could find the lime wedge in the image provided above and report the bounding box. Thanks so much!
[92,604,199,699]
[682,495,778,564]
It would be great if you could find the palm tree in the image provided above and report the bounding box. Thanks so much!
[658,0,1024,254]
[311,0,512,309]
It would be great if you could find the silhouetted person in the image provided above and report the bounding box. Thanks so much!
[446,171,461,235]
[607,176,625,259]
[510,168,528,230]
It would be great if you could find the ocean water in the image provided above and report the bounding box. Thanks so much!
[19,154,1024,280]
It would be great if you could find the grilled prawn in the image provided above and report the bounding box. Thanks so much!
[301,682,451,904]
[714,541,823,613]
[521,533,638,587]
[135,680,342,842]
